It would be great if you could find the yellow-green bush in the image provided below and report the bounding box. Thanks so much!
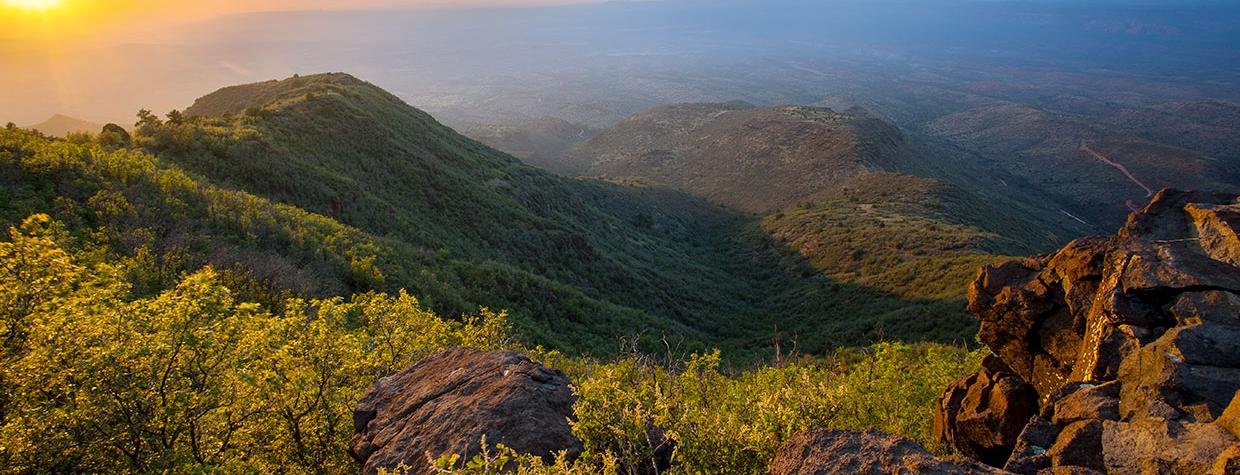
[0,215,981,474]
[0,215,511,474]
[547,343,981,474]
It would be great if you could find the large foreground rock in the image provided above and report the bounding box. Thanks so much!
[936,190,1240,474]
[348,348,583,474]
[770,429,1006,475]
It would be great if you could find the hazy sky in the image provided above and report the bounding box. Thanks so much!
[4,0,1238,126]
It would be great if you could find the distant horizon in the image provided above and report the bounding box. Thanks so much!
[4,0,1240,125]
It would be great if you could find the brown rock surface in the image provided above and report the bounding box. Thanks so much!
[769,429,1006,475]
[935,356,1039,466]
[348,348,582,475]
[937,190,1240,474]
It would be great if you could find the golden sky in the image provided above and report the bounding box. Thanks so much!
[2,0,595,41]
[1,0,604,125]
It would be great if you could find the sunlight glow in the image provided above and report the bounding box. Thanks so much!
[4,0,63,10]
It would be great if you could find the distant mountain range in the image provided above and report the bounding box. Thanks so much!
[24,114,104,137]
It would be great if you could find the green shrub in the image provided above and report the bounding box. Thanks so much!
[0,216,511,474]
[0,215,984,474]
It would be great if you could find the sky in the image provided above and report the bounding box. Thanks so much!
[3,0,1237,126]
[1,0,599,42]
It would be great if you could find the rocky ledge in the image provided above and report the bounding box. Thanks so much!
[935,190,1240,474]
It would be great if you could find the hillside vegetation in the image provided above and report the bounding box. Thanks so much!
[562,103,871,214]
[465,117,600,174]
[0,74,995,358]
[0,74,1061,472]
[0,124,692,355]
[0,217,981,473]
[763,173,1030,301]
[519,100,1083,334]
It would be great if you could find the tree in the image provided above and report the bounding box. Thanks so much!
[99,123,132,149]
[135,109,162,133]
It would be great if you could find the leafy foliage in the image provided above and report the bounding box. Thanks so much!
[0,124,687,357]
[0,215,512,473]
[551,343,981,474]
[0,217,981,473]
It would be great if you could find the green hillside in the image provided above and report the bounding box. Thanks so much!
[0,73,1035,473]
[0,73,1002,359]
[764,173,1031,301]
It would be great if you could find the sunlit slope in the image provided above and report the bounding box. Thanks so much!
[564,103,872,214]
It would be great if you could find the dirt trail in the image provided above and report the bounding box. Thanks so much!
[1081,144,1154,197]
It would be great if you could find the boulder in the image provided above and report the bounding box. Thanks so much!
[935,356,1038,466]
[348,348,583,474]
[769,429,1006,475]
[1003,417,1057,474]
[936,190,1240,474]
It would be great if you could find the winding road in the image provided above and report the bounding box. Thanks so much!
[1081,144,1154,197]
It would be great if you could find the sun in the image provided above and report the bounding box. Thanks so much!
[4,0,63,11]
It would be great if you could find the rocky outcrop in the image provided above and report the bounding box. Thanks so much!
[348,348,583,474]
[769,429,1006,475]
[937,190,1240,474]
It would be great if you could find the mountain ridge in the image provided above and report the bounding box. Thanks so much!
[23,114,105,137]
[111,73,990,355]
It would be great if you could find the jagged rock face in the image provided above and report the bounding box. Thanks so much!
[939,190,1240,474]
[769,429,1006,475]
[348,348,582,475]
